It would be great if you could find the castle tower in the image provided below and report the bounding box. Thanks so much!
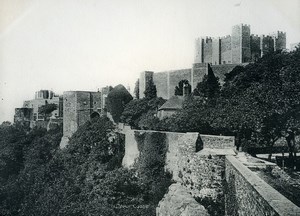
[139,71,154,99]
[250,34,261,62]
[231,24,251,63]
[203,37,213,64]
[212,38,221,65]
[260,35,274,56]
[272,31,286,51]
[194,38,204,63]
[220,35,232,64]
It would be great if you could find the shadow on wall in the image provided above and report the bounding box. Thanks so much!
[225,173,238,216]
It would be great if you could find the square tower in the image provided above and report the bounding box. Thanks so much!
[272,31,286,51]
[194,38,204,63]
[231,24,251,63]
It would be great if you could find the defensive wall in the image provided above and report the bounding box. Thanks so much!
[60,91,102,148]
[195,24,286,66]
[119,127,300,215]
[140,63,241,99]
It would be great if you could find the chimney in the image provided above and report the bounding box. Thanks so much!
[183,83,190,97]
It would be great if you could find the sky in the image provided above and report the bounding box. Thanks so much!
[0,0,300,123]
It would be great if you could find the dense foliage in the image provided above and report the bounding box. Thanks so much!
[120,97,166,129]
[160,48,300,165]
[174,80,191,96]
[0,117,171,215]
[106,84,133,123]
[144,78,157,100]
[193,65,220,99]
[38,103,58,119]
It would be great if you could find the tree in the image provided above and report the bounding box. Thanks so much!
[134,79,140,99]
[174,80,191,96]
[144,79,157,100]
[120,97,166,129]
[106,84,133,123]
[38,103,57,120]
[193,65,220,100]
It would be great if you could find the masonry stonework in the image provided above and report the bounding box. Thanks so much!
[60,91,101,148]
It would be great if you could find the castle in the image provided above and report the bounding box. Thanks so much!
[14,90,63,128]
[14,23,286,146]
[139,24,286,99]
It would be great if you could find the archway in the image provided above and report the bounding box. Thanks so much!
[90,112,100,119]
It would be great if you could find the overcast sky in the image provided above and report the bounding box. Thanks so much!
[0,0,300,123]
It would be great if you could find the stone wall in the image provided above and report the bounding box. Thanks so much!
[199,134,235,149]
[153,72,169,99]
[139,63,241,99]
[241,25,251,63]
[221,36,232,64]
[225,155,300,216]
[168,69,192,98]
[203,38,212,63]
[14,108,32,127]
[139,71,154,99]
[250,34,261,61]
[60,91,101,148]
[212,38,221,65]
[191,63,208,90]
[194,38,203,63]
[121,129,235,215]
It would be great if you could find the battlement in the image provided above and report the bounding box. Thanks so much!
[195,24,286,65]
[240,23,250,28]
[221,35,231,39]
[250,34,260,38]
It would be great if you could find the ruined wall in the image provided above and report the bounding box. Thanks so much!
[14,108,33,127]
[221,36,232,64]
[225,155,300,216]
[153,72,169,99]
[90,92,102,112]
[23,96,60,120]
[168,69,192,98]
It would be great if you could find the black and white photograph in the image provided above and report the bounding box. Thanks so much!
[0,0,300,215]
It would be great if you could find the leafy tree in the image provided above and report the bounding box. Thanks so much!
[38,103,58,120]
[174,80,191,96]
[144,79,157,100]
[120,97,166,129]
[193,65,220,100]
[107,84,133,123]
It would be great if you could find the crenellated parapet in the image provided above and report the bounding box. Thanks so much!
[194,24,286,65]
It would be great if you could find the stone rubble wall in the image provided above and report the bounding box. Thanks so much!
[121,128,235,215]
[225,155,300,216]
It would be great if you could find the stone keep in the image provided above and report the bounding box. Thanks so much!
[60,91,102,148]
[139,23,286,99]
